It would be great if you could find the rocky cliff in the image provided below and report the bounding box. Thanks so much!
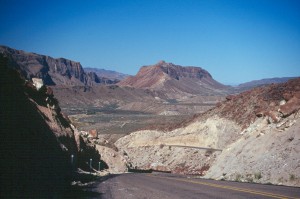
[0,45,114,86]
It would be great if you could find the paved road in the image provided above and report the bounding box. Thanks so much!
[83,173,300,199]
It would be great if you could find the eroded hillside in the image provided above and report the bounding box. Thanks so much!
[115,78,300,186]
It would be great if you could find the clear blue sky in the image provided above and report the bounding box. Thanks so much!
[1,0,299,84]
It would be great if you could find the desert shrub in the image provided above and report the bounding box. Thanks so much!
[289,174,295,181]
[245,174,253,183]
[246,177,253,183]
[167,99,178,104]
[205,149,213,157]
[235,173,242,182]
[264,182,273,185]
[254,172,262,180]
[278,177,284,183]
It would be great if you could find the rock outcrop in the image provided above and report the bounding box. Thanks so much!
[115,116,240,174]
[95,145,128,173]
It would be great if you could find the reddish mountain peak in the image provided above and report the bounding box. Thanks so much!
[119,61,226,94]
[137,61,212,81]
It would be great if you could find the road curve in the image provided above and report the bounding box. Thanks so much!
[84,173,300,199]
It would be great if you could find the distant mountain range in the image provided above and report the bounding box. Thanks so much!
[0,45,118,86]
[84,67,128,81]
[1,45,298,114]
[236,77,298,91]
[1,45,296,91]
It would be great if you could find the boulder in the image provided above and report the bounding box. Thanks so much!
[226,95,235,101]
[279,100,286,105]
[88,129,98,139]
[32,78,44,90]
[279,96,300,117]
[255,108,265,117]
[265,111,281,123]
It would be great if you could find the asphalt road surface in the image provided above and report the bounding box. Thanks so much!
[82,173,300,199]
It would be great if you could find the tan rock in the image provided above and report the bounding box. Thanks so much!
[32,78,44,90]
[95,145,128,173]
[265,111,281,123]
[88,129,98,139]
[279,100,286,106]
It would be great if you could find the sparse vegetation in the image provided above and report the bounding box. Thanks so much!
[205,149,213,157]
[278,177,284,183]
[254,172,262,180]
[245,174,253,183]
[166,99,178,104]
[264,182,273,185]
[246,177,253,183]
[235,173,242,182]
[69,110,191,137]
[289,174,296,181]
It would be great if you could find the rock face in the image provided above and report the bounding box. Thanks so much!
[115,116,241,174]
[119,61,230,98]
[204,81,300,186]
[0,45,115,86]
[204,114,300,187]
[95,145,128,173]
